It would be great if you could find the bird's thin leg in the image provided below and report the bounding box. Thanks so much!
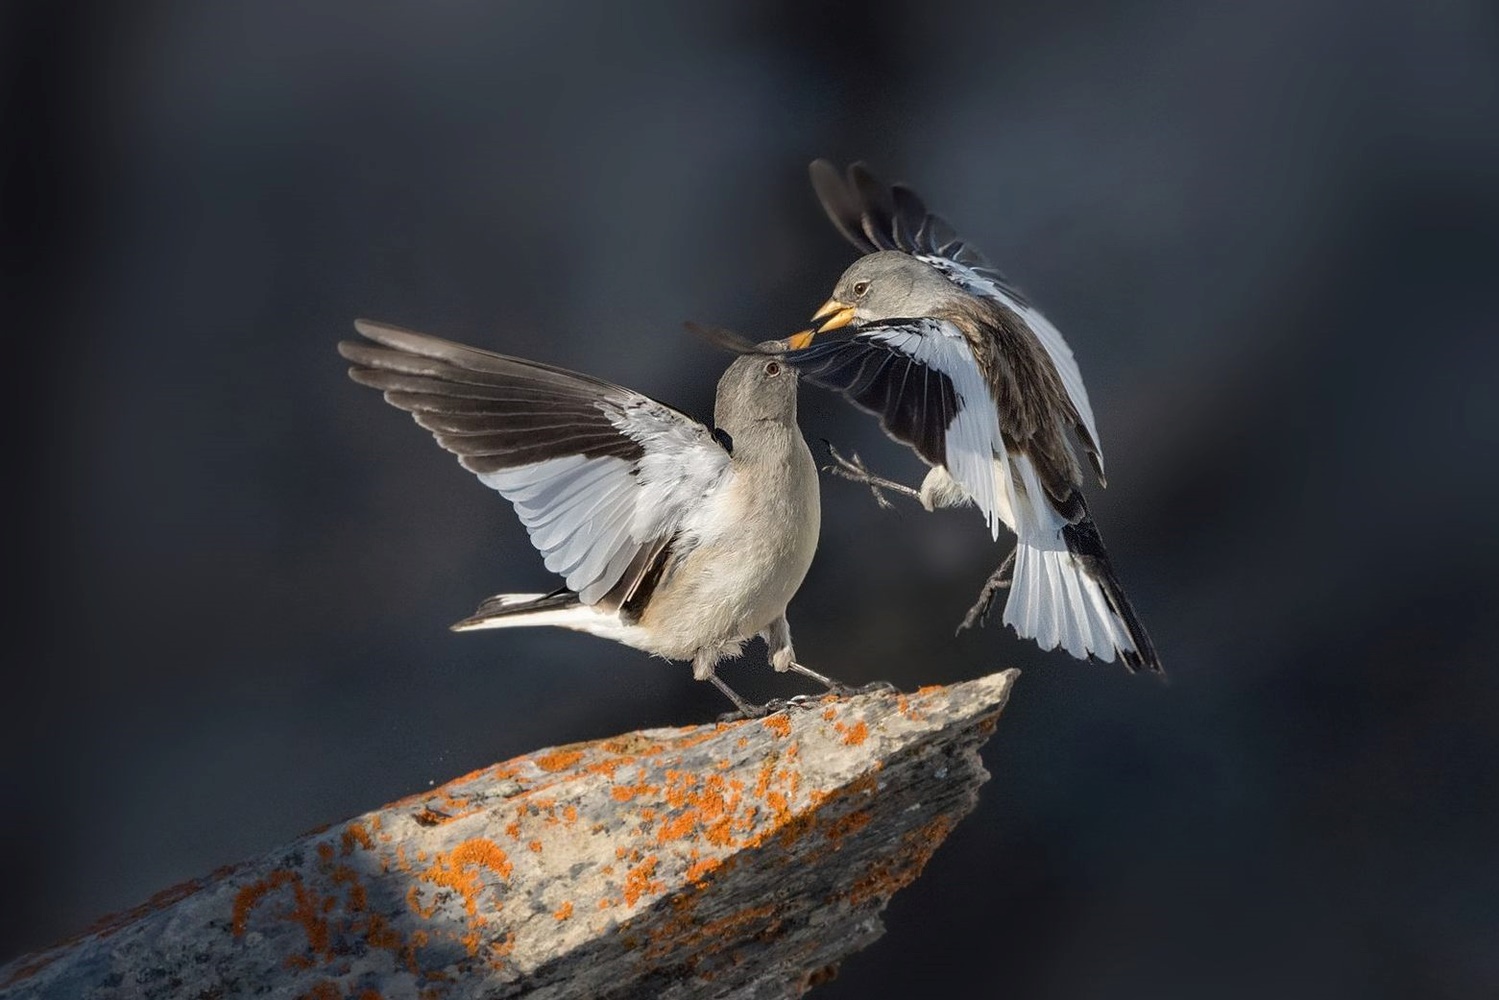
[822,441,922,511]
[786,660,849,693]
[958,547,1017,633]
[759,617,887,701]
[709,673,766,719]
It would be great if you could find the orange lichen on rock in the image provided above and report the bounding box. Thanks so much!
[684,857,722,885]
[586,754,646,780]
[232,869,298,937]
[340,821,374,856]
[488,762,523,782]
[534,749,585,772]
[622,856,663,907]
[823,809,873,843]
[655,771,748,849]
[658,725,736,752]
[287,879,333,959]
[410,838,513,921]
[329,864,367,913]
[761,714,792,738]
[360,913,424,975]
[0,672,1015,998]
[845,814,958,907]
[643,899,780,962]
[488,931,515,966]
[601,733,668,756]
[610,777,655,801]
[233,869,338,965]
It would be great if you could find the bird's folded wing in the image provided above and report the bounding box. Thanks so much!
[809,160,1104,482]
[340,320,731,605]
[783,319,1013,539]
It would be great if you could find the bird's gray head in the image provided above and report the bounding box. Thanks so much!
[803,251,963,338]
[712,343,799,436]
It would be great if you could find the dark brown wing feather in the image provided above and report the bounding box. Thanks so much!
[809,159,1002,277]
[940,300,1083,508]
[339,320,648,474]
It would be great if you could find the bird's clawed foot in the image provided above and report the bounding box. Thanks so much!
[822,679,899,698]
[789,660,897,699]
[712,661,899,721]
[957,548,1017,633]
[717,693,820,723]
[822,441,921,511]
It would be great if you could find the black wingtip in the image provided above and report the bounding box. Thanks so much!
[809,158,876,254]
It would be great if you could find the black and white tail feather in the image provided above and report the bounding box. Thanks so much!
[451,589,583,631]
[790,161,1161,673]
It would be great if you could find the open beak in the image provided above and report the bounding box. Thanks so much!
[786,329,815,350]
[810,297,856,334]
[784,298,855,351]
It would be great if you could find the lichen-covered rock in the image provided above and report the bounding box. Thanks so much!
[0,670,1018,999]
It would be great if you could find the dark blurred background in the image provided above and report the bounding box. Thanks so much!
[4,0,1498,996]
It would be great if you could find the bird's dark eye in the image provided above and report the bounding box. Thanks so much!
[852,280,870,297]
[764,360,782,376]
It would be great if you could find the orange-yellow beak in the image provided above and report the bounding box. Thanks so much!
[810,297,856,334]
[786,329,815,350]
[785,298,855,351]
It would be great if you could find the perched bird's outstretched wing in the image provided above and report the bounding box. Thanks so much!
[783,319,1011,533]
[809,160,1104,483]
[339,320,730,608]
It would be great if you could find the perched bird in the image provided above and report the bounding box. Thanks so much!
[781,161,1160,672]
[338,319,832,715]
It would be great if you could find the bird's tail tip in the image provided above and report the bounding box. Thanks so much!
[1003,533,1162,675]
[450,590,580,631]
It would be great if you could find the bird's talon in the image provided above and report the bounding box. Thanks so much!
[824,679,897,698]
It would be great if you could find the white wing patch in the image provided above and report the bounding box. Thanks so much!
[481,454,636,604]
[479,398,731,605]
[608,398,732,544]
[918,253,1104,476]
[864,320,1014,540]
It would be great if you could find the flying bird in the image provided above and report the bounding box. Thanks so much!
[338,319,831,715]
[781,161,1160,673]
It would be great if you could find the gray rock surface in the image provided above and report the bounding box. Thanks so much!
[0,670,1018,999]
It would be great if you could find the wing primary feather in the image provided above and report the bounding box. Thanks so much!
[345,319,732,614]
[809,159,876,253]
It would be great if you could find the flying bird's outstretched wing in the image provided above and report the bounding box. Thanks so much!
[782,319,1012,533]
[339,320,731,608]
[808,160,1105,484]
[799,164,1159,672]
